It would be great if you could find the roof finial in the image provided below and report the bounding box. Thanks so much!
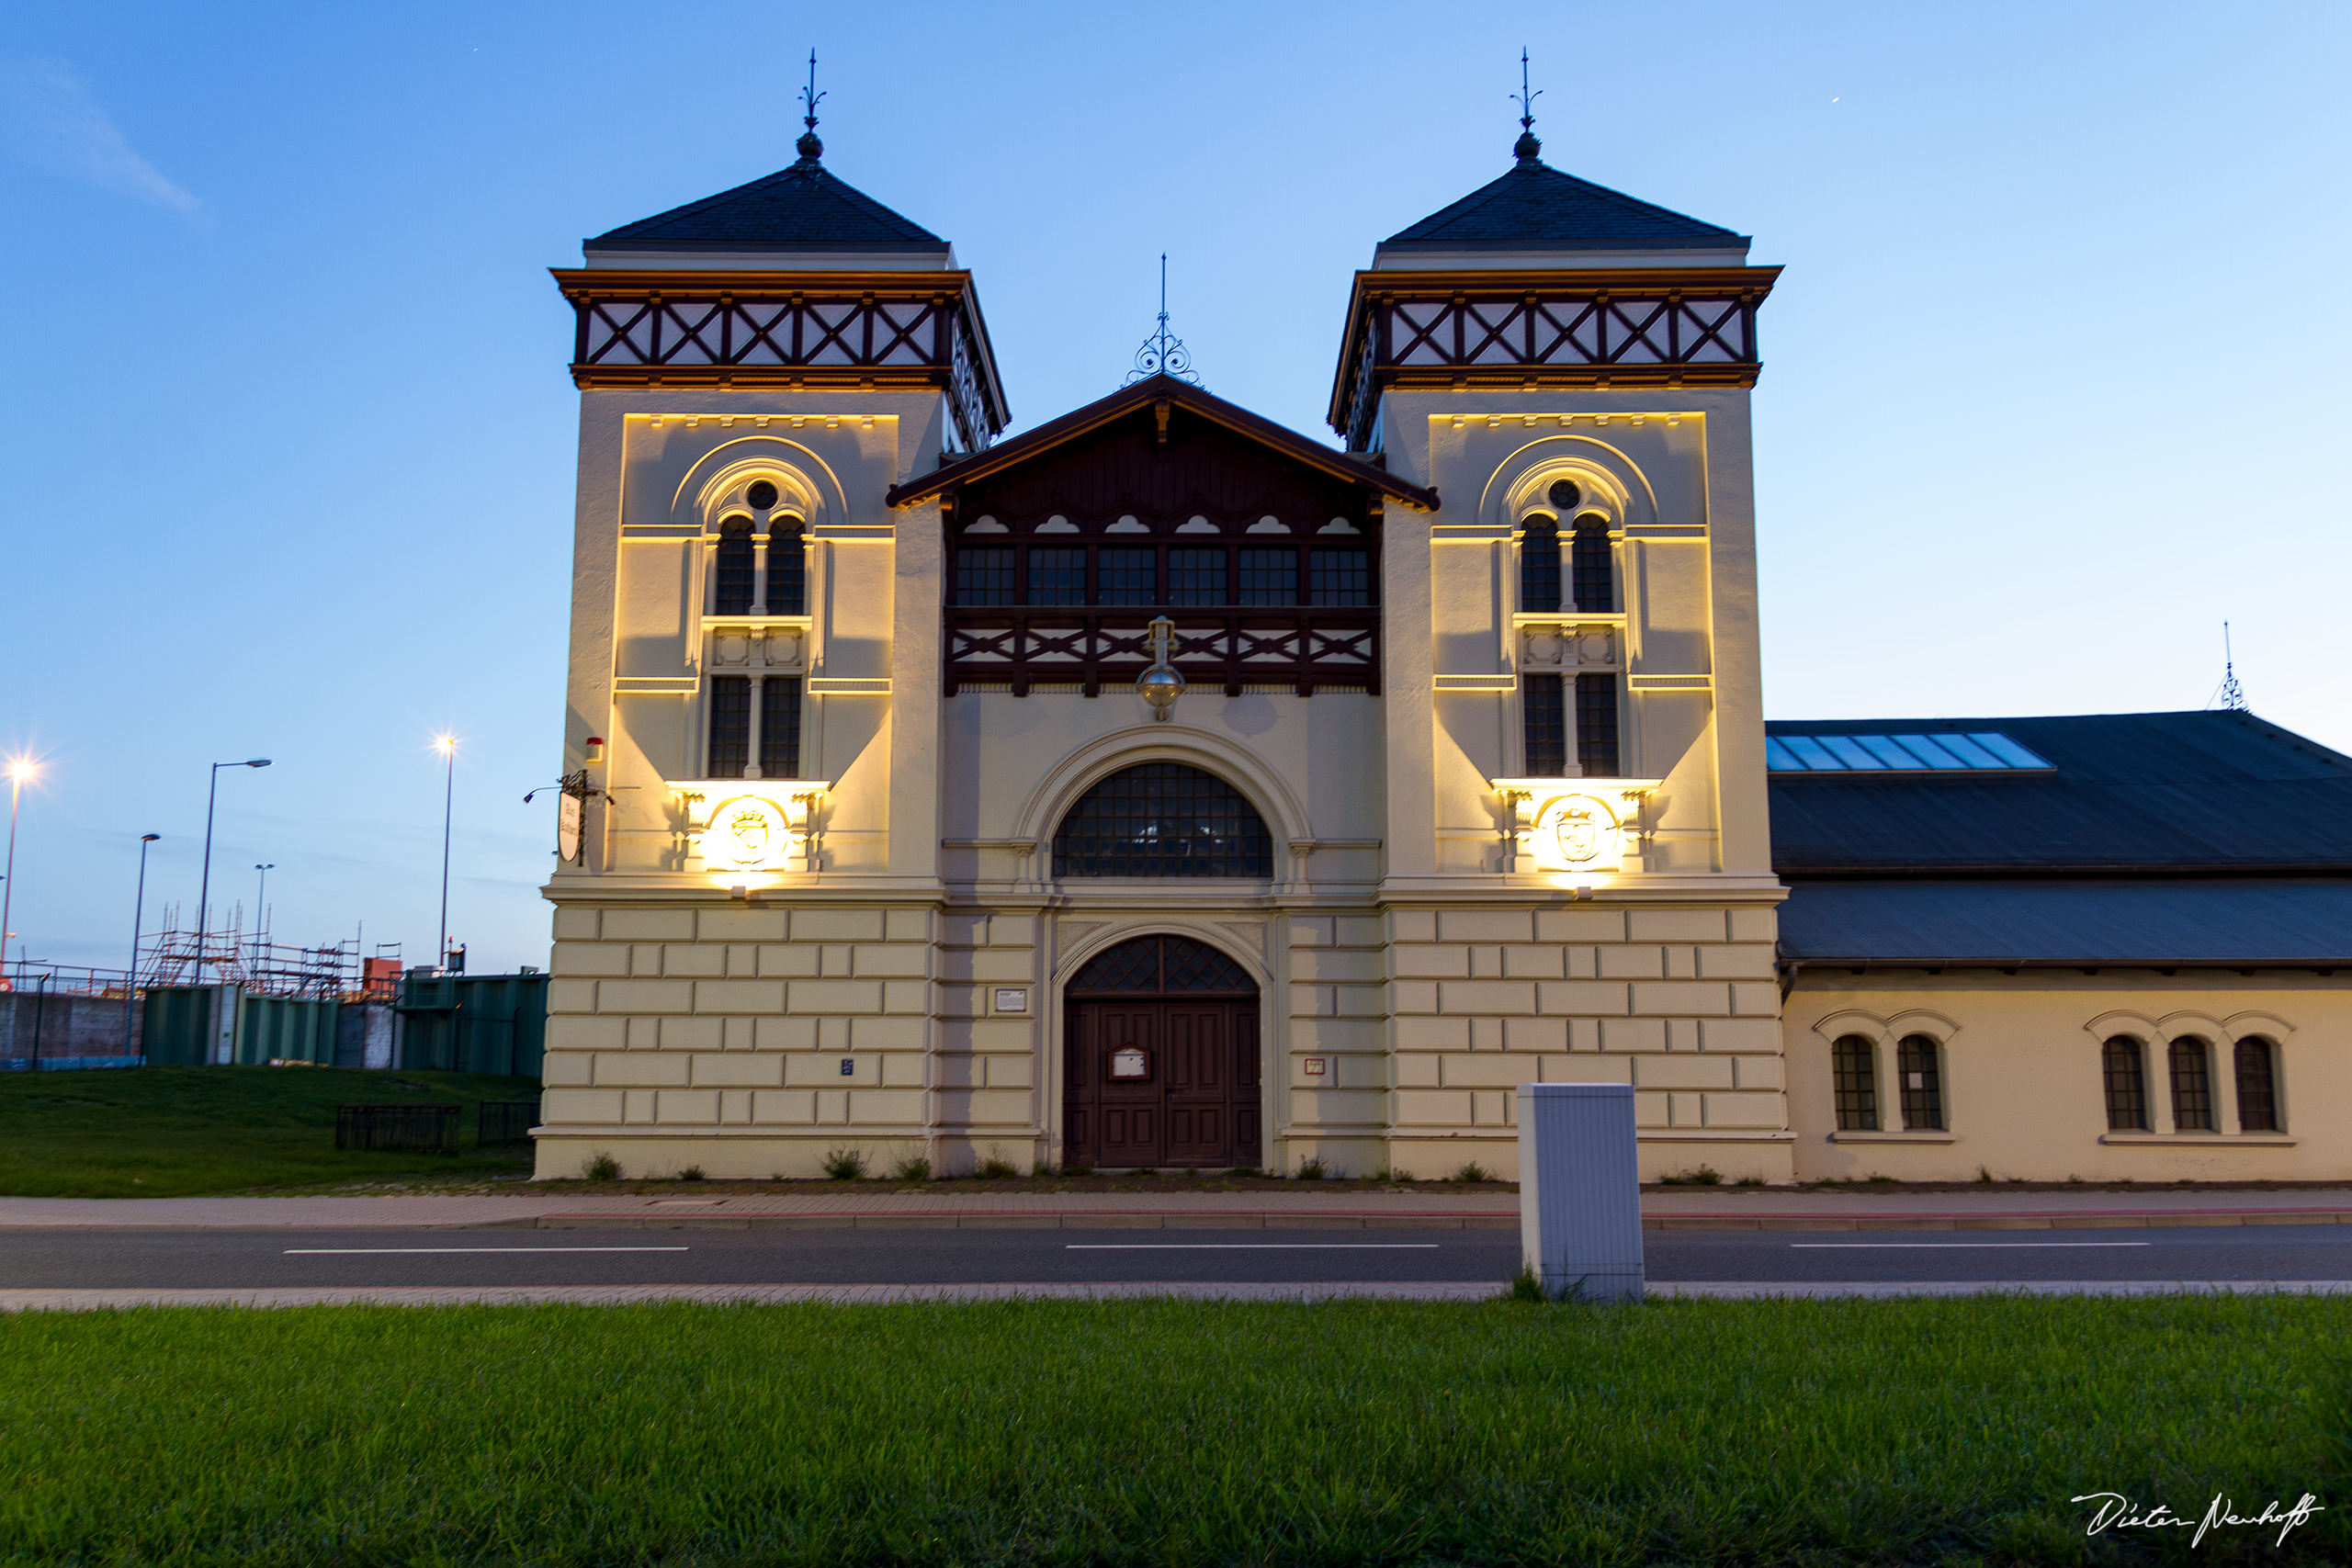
[1513,48,1543,164]
[797,49,826,163]
[2213,621,2248,712]
[1125,253,1201,387]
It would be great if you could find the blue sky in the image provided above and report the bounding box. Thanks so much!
[1,1,2346,977]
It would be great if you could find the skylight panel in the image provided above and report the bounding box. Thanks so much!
[1853,735,1920,769]
[1763,737,1804,771]
[1967,732,2052,769]
[1817,736,1887,770]
[1934,734,2005,768]
[1890,734,1970,769]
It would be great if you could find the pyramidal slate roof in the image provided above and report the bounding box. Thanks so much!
[587,152,945,254]
[1383,141,1747,254]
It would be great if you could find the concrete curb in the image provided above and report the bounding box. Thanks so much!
[5,1280,2347,1312]
[484,1209,2352,1233]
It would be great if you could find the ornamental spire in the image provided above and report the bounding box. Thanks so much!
[796,49,826,163]
[1125,254,1201,386]
[1513,48,1543,164]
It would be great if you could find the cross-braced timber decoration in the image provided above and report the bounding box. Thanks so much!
[1327,266,1782,450]
[551,270,1009,449]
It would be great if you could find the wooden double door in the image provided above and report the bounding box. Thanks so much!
[1065,997,1261,1169]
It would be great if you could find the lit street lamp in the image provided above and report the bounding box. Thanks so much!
[435,735,458,972]
[0,756,40,979]
[196,759,272,987]
[129,833,160,1057]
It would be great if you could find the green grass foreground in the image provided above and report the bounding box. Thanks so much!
[0,1066,541,1197]
[4,1295,2346,1566]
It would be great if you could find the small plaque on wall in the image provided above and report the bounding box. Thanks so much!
[1304,1057,1328,1077]
[994,987,1029,1014]
[1109,1047,1150,1081]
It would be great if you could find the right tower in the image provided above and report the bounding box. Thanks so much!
[1331,117,1793,1181]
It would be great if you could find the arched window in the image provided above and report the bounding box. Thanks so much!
[2167,1037,2213,1131]
[1053,762,1272,878]
[1570,517,1614,613]
[764,522,805,615]
[713,517,755,615]
[2233,1038,2278,1131]
[1519,513,1560,613]
[1897,1034,1943,1131]
[1831,1034,1877,1131]
[2102,1037,2147,1130]
[1070,933,1254,993]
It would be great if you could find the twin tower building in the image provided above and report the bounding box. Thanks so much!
[537,113,1792,1180]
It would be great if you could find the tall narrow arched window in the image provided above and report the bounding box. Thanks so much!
[1897,1034,1943,1131]
[1519,514,1561,613]
[1053,762,1272,878]
[713,517,754,615]
[2102,1037,2147,1131]
[764,522,805,615]
[2167,1037,2213,1131]
[2233,1038,2278,1131]
[1570,517,1614,613]
[1831,1035,1877,1131]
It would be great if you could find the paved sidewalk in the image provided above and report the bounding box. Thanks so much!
[4,1279,2347,1313]
[3,1185,2348,1232]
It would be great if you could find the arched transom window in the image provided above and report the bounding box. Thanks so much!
[1053,762,1272,878]
[1069,934,1255,993]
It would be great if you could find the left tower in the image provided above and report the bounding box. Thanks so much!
[537,113,1007,1179]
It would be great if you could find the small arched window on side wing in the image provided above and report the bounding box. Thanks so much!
[713,516,755,615]
[765,518,806,615]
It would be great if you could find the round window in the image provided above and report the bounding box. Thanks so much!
[1547,479,1580,510]
[746,479,780,511]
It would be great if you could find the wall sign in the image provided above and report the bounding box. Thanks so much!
[558,793,583,863]
[993,987,1029,1014]
[1109,1047,1150,1081]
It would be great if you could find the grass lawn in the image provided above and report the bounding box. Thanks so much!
[0,1066,542,1198]
[3,1294,2345,1565]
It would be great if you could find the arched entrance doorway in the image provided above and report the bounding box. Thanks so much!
[1065,934,1261,1169]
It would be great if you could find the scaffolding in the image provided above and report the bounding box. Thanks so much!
[134,903,402,999]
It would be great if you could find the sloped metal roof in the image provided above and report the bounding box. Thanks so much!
[1768,711,2352,874]
[1777,879,2352,967]
[587,156,944,253]
[1382,158,1747,253]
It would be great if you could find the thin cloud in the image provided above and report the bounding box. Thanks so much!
[0,57,197,213]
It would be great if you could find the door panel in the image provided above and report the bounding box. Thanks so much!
[1067,995,1260,1168]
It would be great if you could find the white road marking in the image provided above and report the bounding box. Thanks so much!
[1790,1242,2153,1249]
[1066,1244,1442,1250]
[284,1247,691,1255]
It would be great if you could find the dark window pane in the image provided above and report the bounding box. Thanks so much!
[1897,1034,1943,1131]
[1523,673,1566,778]
[1308,547,1370,606]
[1238,548,1297,605]
[764,526,805,615]
[760,677,802,779]
[1027,547,1086,606]
[2234,1038,2277,1131]
[1832,1034,1877,1131]
[706,676,750,779]
[956,547,1014,606]
[1571,521,1614,614]
[1071,934,1253,992]
[1167,547,1227,605]
[1053,761,1272,877]
[1097,547,1157,605]
[1576,672,1620,777]
[2103,1037,2147,1131]
[2168,1038,2212,1131]
[714,522,754,615]
[1520,516,1560,613]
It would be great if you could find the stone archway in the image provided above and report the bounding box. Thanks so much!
[1063,933,1261,1170]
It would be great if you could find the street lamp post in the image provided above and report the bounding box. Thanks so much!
[128,834,160,1058]
[254,863,275,952]
[196,759,272,990]
[435,736,457,971]
[0,757,40,981]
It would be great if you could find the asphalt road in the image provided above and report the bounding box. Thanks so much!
[3,1225,2348,1290]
